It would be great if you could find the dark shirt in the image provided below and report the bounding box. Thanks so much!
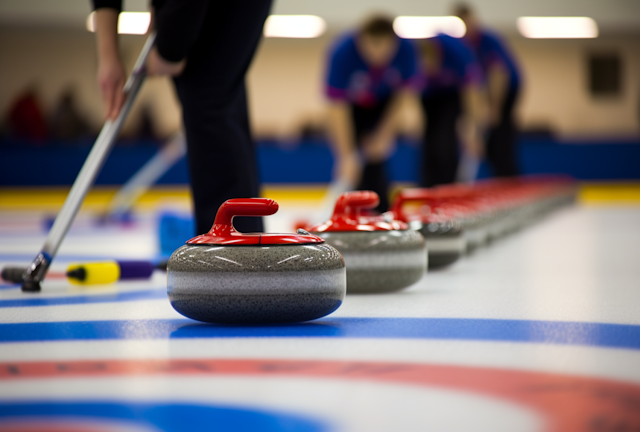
[421,33,482,95]
[464,29,520,89]
[92,0,207,62]
[325,32,422,107]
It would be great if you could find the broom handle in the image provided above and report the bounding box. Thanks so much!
[21,33,156,292]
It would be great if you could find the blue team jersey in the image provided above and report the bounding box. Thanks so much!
[421,33,482,94]
[465,30,521,89]
[325,32,422,107]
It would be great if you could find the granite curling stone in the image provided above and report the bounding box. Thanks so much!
[390,189,467,269]
[426,184,491,254]
[167,198,346,324]
[307,191,426,294]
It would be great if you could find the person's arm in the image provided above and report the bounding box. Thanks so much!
[361,39,422,162]
[327,101,361,186]
[146,47,186,76]
[324,38,365,186]
[153,0,208,63]
[94,7,125,121]
[459,83,485,157]
[144,3,189,77]
[362,87,419,163]
[486,63,508,126]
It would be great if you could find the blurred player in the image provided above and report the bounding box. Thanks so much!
[455,4,521,177]
[417,33,484,186]
[92,0,271,234]
[325,15,421,212]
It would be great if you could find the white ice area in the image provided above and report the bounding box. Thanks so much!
[1,204,639,431]
[3,206,639,325]
[334,206,640,325]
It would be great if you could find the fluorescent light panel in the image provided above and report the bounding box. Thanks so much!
[393,16,466,39]
[263,15,326,38]
[517,17,598,39]
[86,11,151,35]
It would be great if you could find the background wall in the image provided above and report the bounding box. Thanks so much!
[512,37,640,138]
[1,27,638,141]
[0,27,181,139]
[248,34,640,139]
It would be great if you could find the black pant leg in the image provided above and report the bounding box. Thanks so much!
[486,86,520,177]
[351,99,392,213]
[177,82,263,235]
[421,90,461,187]
[173,0,272,235]
[356,161,390,212]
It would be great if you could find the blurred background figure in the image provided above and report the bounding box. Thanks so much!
[1,1,638,192]
[5,85,48,145]
[456,3,521,177]
[325,15,421,212]
[50,87,91,142]
[416,33,484,187]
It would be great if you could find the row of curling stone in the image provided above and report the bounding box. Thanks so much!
[165,178,574,324]
[305,191,426,294]
[445,175,578,242]
[390,175,578,269]
[166,192,428,325]
[391,191,466,269]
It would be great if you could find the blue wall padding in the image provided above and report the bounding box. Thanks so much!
[0,138,638,186]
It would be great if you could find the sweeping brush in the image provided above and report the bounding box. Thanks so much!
[1,260,167,285]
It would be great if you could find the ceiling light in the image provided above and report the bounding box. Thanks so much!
[393,16,466,39]
[517,17,598,39]
[263,15,326,38]
[86,11,151,35]
[86,12,95,32]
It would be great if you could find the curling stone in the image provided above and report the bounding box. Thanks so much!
[390,189,466,269]
[167,198,346,324]
[429,184,491,253]
[307,191,426,294]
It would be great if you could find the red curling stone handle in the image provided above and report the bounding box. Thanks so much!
[188,197,324,245]
[390,189,439,220]
[213,198,279,228]
[391,188,437,210]
[333,191,379,218]
[394,189,437,204]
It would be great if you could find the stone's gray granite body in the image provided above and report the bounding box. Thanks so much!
[311,230,426,294]
[457,213,491,253]
[409,220,466,269]
[464,226,489,253]
[167,243,346,324]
